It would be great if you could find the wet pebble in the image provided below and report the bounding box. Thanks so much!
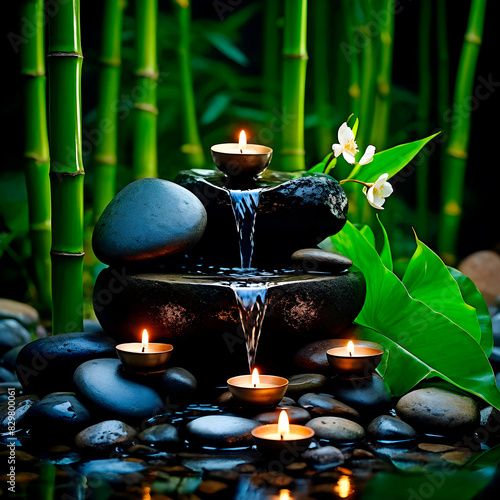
[0,299,39,328]
[156,366,197,399]
[286,373,328,397]
[0,394,39,432]
[254,406,311,425]
[0,319,31,356]
[75,420,137,452]
[138,423,181,446]
[367,415,418,442]
[298,393,360,421]
[306,417,365,444]
[302,446,345,469]
[291,248,353,273]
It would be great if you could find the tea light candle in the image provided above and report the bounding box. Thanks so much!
[251,410,315,455]
[326,340,384,377]
[116,329,173,374]
[227,368,288,407]
[211,130,273,182]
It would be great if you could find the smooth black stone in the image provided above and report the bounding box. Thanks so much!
[0,395,39,432]
[186,415,258,448]
[0,319,31,356]
[367,415,418,442]
[302,446,345,469]
[286,373,328,397]
[92,178,207,265]
[1,345,25,371]
[73,358,163,421]
[329,373,392,420]
[298,393,360,421]
[395,387,480,436]
[0,366,16,382]
[291,248,353,274]
[306,416,365,443]
[175,170,348,267]
[16,331,117,394]
[75,420,137,452]
[25,392,90,437]
[93,269,365,383]
[138,423,181,445]
[156,367,197,399]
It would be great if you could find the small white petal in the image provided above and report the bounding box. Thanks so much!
[366,185,375,204]
[358,145,376,165]
[381,182,393,197]
[342,150,356,164]
[338,122,348,144]
[341,125,354,146]
[332,143,343,157]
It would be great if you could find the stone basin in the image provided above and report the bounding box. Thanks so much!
[93,267,365,385]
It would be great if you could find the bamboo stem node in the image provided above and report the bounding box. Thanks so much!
[465,33,482,45]
[47,51,84,59]
[446,147,469,159]
[134,103,159,115]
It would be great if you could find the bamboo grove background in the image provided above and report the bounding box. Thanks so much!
[0,0,499,328]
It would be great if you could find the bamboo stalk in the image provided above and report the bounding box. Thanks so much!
[343,0,360,120]
[174,0,205,169]
[436,0,450,134]
[438,0,487,265]
[279,0,308,172]
[133,0,158,179]
[416,0,431,239]
[48,0,84,334]
[312,0,332,156]
[93,0,126,222]
[20,0,52,311]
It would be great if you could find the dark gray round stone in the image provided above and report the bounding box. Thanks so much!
[395,387,480,436]
[186,415,258,448]
[286,374,328,397]
[92,178,207,265]
[75,420,137,452]
[298,393,360,421]
[0,395,39,432]
[16,331,117,394]
[0,366,16,383]
[291,248,352,274]
[0,299,39,328]
[302,445,345,469]
[0,319,31,356]
[254,406,311,425]
[156,367,197,398]
[73,358,163,421]
[138,424,180,445]
[367,415,418,442]
[1,345,24,371]
[25,392,90,436]
[306,416,365,443]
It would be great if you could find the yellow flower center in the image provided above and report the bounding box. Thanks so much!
[344,139,358,156]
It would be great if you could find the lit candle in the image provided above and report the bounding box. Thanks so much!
[326,340,384,377]
[116,329,173,374]
[239,129,247,154]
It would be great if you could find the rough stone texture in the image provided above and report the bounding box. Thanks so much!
[94,269,365,384]
[286,374,328,397]
[92,178,207,265]
[0,395,39,432]
[305,416,365,443]
[0,299,39,328]
[16,331,117,394]
[186,415,258,448]
[73,358,163,421]
[25,392,90,437]
[395,387,480,436]
[0,319,31,356]
[75,420,137,452]
[254,406,311,425]
[175,170,348,268]
[458,250,500,306]
[298,393,360,421]
[291,249,352,274]
[367,415,418,442]
[138,424,181,445]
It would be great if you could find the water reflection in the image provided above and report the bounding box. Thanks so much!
[334,474,355,499]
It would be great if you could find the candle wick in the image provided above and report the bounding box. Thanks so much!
[349,352,352,357]
[240,148,243,154]
[253,383,256,388]
[142,346,145,353]
[280,434,284,441]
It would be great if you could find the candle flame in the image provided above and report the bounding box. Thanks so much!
[279,490,292,500]
[278,410,290,440]
[142,329,149,352]
[142,487,152,500]
[334,475,354,498]
[251,367,260,387]
[347,341,354,357]
[239,130,247,153]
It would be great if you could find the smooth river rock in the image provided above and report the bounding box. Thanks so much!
[367,415,418,442]
[92,178,207,265]
[254,406,311,425]
[186,415,258,448]
[0,299,39,328]
[75,420,137,452]
[156,367,197,399]
[302,446,345,469]
[138,423,181,446]
[395,387,480,436]
[73,358,163,421]
[291,249,353,274]
[0,319,31,356]
[16,331,117,394]
[306,416,365,444]
[298,393,360,421]
[286,374,328,397]
[0,395,39,432]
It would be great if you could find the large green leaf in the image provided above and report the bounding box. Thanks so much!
[376,215,393,272]
[448,267,493,357]
[331,222,500,408]
[402,233,483,348]
[347,132,440,183]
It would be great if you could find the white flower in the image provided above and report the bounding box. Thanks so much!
[363,173,394,210]
[332,122,376,165]
[358,145,376,165]
[332,122,358,164]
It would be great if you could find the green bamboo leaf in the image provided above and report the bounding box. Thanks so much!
[448,267,493,357]
[308,152,335,173]
[348,132,440,183]
[204,32,249,66]
[200,93,232,125]
[359,225,376,248]
[331,222,500,407]
[402,232,482,347]
[376,215,393,272]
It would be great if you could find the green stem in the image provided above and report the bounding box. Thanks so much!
[48,0,84,334]
[416,0,431,239]
[175,0,205,169]
[438,0,487,265]
[20,0,52,312]
[312,0,332,156]
[93,0,126,223]
[279,0,308,172]
[133,0,158,179]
